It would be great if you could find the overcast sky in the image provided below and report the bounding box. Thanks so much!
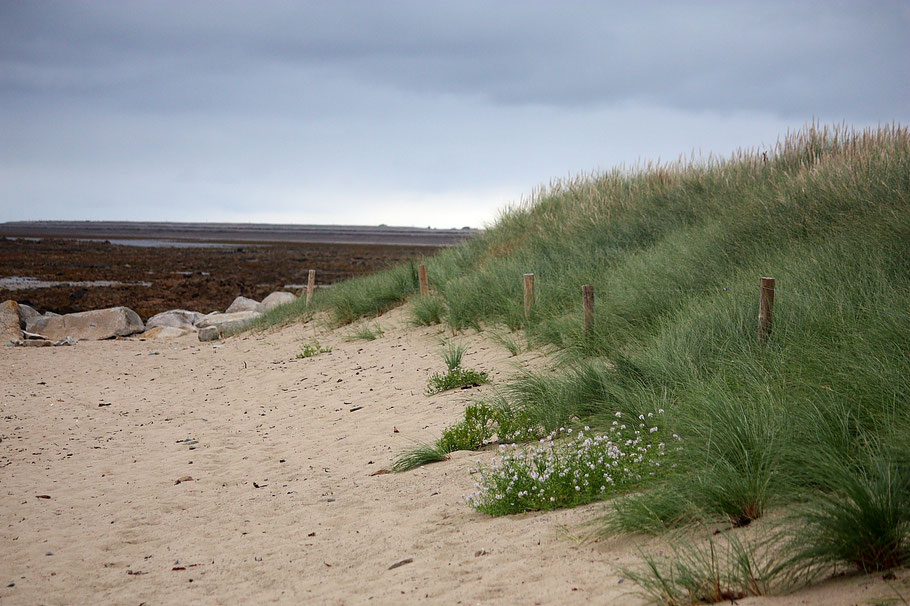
[1,1,908,228]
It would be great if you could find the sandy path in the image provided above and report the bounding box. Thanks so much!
[1,307,905,605]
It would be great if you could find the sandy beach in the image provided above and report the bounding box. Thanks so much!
[1,307,905,605]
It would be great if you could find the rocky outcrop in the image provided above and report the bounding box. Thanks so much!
[196,310,260,341]
[225,296,259,313]
[146,309,204,331]
[1,300,23,344]
[27,306,144,341]
[257,291,297,312]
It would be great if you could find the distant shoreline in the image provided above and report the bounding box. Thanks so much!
[0,220,480,247]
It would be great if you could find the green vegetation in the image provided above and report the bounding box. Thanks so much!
[243,294,313,332]
[392,402,496,472]
[269,124,910,589]
[621,530,801,605]
[296,341,332,358]
[390,442,449,472]
[425,341,490,395]
[488,330,523,356]
[345,322,384,341]
[425,367,490,395]
[409,294,445,326]
[466,413,674,516]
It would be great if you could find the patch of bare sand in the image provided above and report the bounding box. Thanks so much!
[1,307,905,605]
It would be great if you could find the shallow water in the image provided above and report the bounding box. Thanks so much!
[0,276,153,291]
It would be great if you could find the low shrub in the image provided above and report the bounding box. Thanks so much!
[438,403,497,452]
[466,411,676,515]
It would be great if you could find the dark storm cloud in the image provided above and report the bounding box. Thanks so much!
[2,1,907,118]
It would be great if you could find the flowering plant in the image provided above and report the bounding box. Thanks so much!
[466,410,679,515]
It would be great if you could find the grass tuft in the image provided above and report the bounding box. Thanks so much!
[345,322,384,341]
[621,530,801,605]
[782,441,910,573]
[409,295,445,326]
[391,442,449,472]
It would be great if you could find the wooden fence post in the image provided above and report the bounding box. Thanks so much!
[418,264,429,296]
[306,269,316,307]
[523,273,535,321]
[582,284,594,337]
[758,276,775,344]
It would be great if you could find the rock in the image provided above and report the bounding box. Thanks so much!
[141,326,190,339]
[27,306,144,341]
[256,291,297,312]
[25,313,58,334]
[225,296,259,313]
[197,326,220,342]
[17,303,40,326]
[146,309,204,331]
[1,301,23,344]
[196,310,260,335]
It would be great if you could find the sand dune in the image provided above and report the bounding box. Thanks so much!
[1,308,902,604]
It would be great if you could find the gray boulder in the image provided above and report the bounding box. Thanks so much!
[27,306,144,341]
[196,310,260,338]
[146,309,204,331]
[225,296,259,313]
[24,312,59,334]
[1,300,23,344]
[17,303,40,326]
[197,326,220,342]
[257,291,297,312]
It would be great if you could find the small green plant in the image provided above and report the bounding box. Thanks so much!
[426,367,490,395]
[345,322,384,341]
[621,530,798,605]
[392,401,540,472]
[441,340,467,371]
[424,341,490,395]
[438,403,497,452]
[488,330,522,356]
[409,295,445,326]
[392,403,498,472]
[466,411,675,516]
[391,442,449,472]
[296,341,332,358]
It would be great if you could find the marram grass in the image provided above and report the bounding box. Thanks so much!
[260,124,910,579]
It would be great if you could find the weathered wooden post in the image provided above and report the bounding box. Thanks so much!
[418,264,429,296]
[582,284,594,338]
[758,276,775,344]
[523,273,535,321]
[306,269,316,307]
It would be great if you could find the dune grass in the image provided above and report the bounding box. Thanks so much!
[621,529,805,605]
[276,124,910,584]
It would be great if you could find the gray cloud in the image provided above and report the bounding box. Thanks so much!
[1,1,907,227]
